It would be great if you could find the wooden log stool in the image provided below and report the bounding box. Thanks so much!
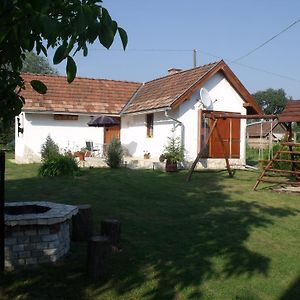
[101,219,121,252]
[87,235,110,279]
[72,204,94,242]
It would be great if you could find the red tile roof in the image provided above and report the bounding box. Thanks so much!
[278,100,300,123]
[21,73,141,115]
[21,60,261,116]
[124,60,262,114]
[124,62,219,113]
[247,122,284,137]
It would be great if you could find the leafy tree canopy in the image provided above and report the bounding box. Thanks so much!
[0,0,127,129]
[252,88,291,115]
[0,53,59,146]
[22,52,58,75]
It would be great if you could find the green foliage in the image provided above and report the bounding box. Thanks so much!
[105,137,123,168]
[38,154,79,177]
[163,135,184,164]
[21,52,58,75]
[252,88,290,115]
[293,122,300,141]
[0,0,127,129]
[272,144,300,170]
[41,135,59,161]
[0,118,14,148]
[30,80,47,94]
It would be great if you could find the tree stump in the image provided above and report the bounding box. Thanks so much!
[72,204,94,242]
[87,235,110,279]
[101,219,121,251]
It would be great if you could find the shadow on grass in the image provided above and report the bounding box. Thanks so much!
[1,168,298,299]
[279,275,300,300]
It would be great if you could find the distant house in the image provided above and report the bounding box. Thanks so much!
[15,60,262,169]
[246,121,286,149]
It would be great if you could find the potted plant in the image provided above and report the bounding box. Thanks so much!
[74,147,88,161]
[143,150,151,159]
[162,135,184,172]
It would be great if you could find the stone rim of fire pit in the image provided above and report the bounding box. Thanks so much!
[5,201,78,226]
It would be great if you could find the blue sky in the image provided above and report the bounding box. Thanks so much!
[49,0,300,99]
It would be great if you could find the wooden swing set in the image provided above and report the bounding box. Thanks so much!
[187,101,300,191]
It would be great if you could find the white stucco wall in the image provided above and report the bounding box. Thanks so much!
[122,72,247,165]
[15,113,103,163]
[121,111,176,159]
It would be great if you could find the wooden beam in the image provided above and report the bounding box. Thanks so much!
[186,119,218,182]
[203,112,278,120]
[214,124,233,177]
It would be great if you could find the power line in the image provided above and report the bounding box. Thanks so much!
[233,17,300,62]
[90,48,192,52]
[90,47,300,83]
[227,60,300,83]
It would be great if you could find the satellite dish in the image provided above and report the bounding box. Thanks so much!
[200,88,212,108]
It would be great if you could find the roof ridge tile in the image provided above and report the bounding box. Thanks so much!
[144,61,220,85]
[22,72,141,85]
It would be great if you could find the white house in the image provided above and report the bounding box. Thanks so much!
[15,60,262,168]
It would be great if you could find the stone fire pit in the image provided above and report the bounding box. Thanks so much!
[4,201,78,270]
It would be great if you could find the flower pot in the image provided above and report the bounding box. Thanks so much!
[165,161,177,172]
[74,151,85,161]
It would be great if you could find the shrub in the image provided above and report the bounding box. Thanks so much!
[163,135,184,164]
[272,144,300,170]
[39,154,79,177]
[105,137,123,168]
[41,135,59,161]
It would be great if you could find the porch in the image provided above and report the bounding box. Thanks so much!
[81,156,165,170]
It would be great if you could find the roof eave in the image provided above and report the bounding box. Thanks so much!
[122,106,171,116]
[169,60,263,115]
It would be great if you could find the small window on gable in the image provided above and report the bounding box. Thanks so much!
[146,113,154,138]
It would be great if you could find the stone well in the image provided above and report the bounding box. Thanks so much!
[4,201,78,270]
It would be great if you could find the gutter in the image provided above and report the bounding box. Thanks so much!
[123,107,170,116]
[164,109,185,149]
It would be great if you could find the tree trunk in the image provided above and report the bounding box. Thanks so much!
[72,204,93,242]
[101,219,121,251]
[87,235,110,279]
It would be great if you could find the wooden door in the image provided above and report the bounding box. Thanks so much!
[209,117,240,158]
[210,118,230,158]
[104,125,120,145]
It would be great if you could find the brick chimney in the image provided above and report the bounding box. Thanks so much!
[167,68,182,75]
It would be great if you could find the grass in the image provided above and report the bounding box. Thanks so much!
[1,157,300,300]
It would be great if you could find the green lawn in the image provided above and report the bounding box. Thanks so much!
[1,158,300,300]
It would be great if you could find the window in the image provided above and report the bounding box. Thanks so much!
[53,114,78,120]
[146,113,154,137]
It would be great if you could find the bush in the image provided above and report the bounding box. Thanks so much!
[39,154,79,177]
[41,135,59,161]
[163,135,184,164]
[272,144,300,170]
[105,137,123,168]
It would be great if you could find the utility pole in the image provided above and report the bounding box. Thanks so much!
[193,49,197,68]
[0,150,5,272]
